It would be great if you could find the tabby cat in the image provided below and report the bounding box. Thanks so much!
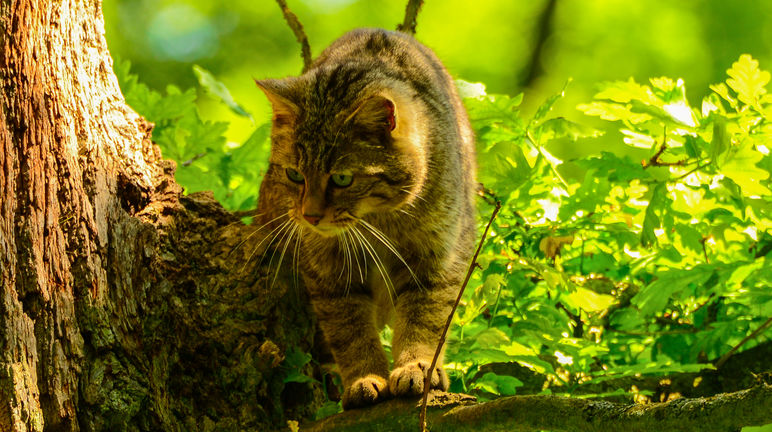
[255,28,477,409]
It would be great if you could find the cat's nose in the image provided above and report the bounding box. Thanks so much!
[303,213,322,226]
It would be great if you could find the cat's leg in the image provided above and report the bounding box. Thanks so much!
[311,293,391,409]
[388,284,455,396]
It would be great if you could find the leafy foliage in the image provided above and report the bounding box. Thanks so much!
[115,60,269,211]
[448,54,772,399]
[117,55,772,405]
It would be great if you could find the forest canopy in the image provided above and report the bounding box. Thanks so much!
[103,1,772,429]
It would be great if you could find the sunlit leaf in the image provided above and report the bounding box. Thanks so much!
[721,142,771,196]
[726,54,770,107]
[564,286,616,313]
[194,65,252,118]
[631,266,715,315]
[472,372,523,396]
[456,79,487,99]
[535,117,604,142]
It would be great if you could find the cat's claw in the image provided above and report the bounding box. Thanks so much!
[389,360,448,396]
[341,374,390,409]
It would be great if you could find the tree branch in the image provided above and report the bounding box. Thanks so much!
[397,0,425,35]
[304,382,772,432]
[275,0,312,72]
[522,0,557,87]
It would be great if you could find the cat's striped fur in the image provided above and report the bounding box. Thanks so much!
[256,28,476,409]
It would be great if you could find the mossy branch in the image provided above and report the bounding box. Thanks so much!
[304,382,772,432]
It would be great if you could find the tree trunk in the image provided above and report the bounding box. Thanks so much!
[0,1,319,431]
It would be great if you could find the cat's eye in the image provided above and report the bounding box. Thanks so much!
[330,173,353,187]
[285,168,305,184]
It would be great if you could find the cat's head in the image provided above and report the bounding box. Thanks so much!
[257,71,427,236]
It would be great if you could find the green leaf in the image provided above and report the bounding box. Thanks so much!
[471,327,511,350]
[727,260,764,288]
[641,183,668,246]
[456,79,487,99]
[621,129,657,149]
[193,65,252,118]
[726,55,770,107]
[465,93,524,126]
[720,141,771,196]
[577,101,652,124]
[313,401,342,421]
[595,78,659,105]
[710,116,730,164]
[535,117,604,142]
[709,83,738,109]
[479,273,506,305]
[609,308,645,331]
[472,372,523,396]
[563,286,616,313]
[230,123,272,168]
[576,152,650,182]
[533,80,571,123]
[282,371,317,384]
[282,347,312,370]
[631,266,715,315]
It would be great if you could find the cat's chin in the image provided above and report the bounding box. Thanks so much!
[305,223,350,237]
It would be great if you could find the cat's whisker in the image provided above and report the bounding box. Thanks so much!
[397,208,417,220]
[226,210,268,227]
[292,226,303,290]
[272,222,299,288]
[266,219,296,272]
[243,218,292,270]
[345,229,365,284]
[400,187,429,205]
[358,219,424,291]
[254,219,295,276]
[336,234,346,282]
[231,213,288,257]
[351,226,396,305]
[337,233,351,296]
[341,230,354,296]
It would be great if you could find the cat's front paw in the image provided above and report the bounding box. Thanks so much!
[341,374,390,409]
[389,360,448,397]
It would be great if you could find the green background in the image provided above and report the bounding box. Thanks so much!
[103,0,772,163]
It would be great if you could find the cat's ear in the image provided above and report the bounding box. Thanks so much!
[255,79,300,127]
[348,95,397,134]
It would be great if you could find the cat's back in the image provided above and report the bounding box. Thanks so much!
[310,29,455,104]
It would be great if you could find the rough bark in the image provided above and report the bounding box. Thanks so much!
[1,1,319,431]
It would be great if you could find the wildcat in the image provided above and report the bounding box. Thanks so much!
[255,28,477,409]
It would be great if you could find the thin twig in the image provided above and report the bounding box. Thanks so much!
[397,0,424,35]
[181,152,207,167]
[418,201,501,432]
[476,183,500,206]
[642,126,698,169]
[700,236,710,263]
[715,316,772,369]
[672,161,711,182]
[275,0,312,72]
